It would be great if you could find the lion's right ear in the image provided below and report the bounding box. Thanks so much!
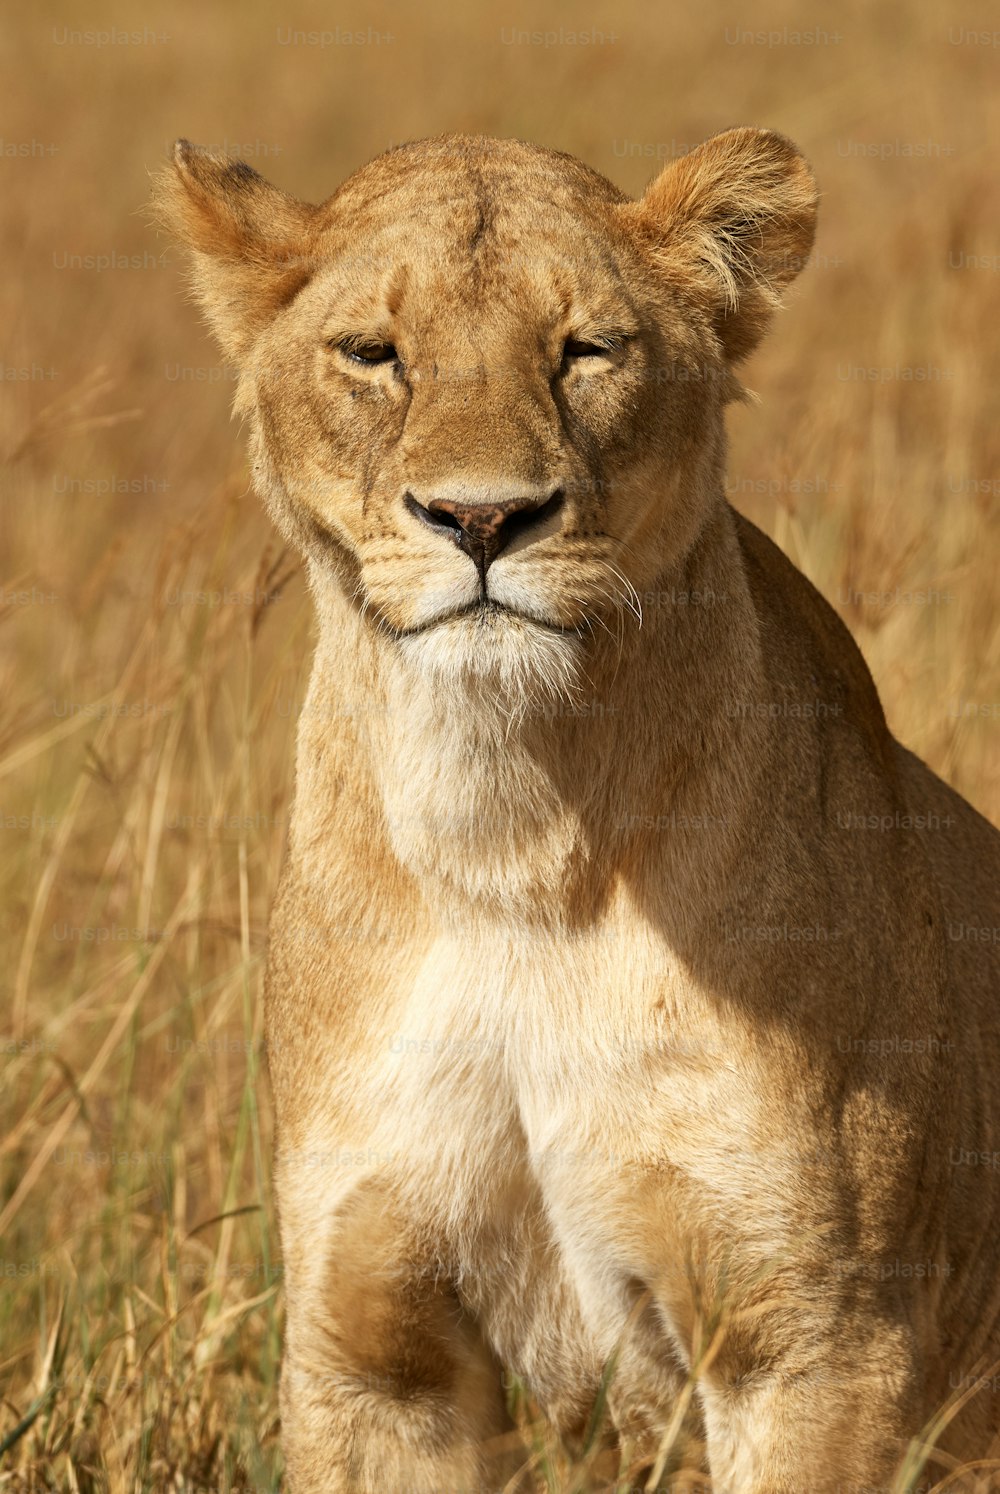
[151,141,319,363]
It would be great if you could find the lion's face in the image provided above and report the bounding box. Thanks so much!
[158,132,815,687]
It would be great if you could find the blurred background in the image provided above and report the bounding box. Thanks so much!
[2,0,998,1487]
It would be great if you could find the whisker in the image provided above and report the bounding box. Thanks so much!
[606,562,643,628]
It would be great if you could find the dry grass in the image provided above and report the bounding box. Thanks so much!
[1,0,999,1488]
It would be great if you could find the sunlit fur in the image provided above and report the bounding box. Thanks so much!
[156,130,1000,1493]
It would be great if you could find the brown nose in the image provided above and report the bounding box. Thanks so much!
[404,489,564,579]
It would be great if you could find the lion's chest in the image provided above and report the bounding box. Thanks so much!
[365,924,789,1376]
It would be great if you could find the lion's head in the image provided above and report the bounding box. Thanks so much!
[156,130,816,700]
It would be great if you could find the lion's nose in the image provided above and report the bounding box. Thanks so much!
[404,489,564,578]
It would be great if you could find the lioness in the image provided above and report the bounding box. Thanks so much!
[155,129,1000,1492]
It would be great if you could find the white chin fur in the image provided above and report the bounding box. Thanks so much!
[396,610,584,717]
[375,611,587,903]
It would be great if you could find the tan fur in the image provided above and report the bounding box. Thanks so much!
[154,130,1000,1492]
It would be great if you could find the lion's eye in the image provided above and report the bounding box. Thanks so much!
[336,340,398,366]
[563,338,611,360]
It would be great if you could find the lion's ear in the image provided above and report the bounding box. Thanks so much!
[627,128,818,364]
[151,141,319,363]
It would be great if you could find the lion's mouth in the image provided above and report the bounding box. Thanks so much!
[393,599,577,640]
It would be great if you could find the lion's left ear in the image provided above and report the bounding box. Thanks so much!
[624,127,818,364]
[151,141,320,364]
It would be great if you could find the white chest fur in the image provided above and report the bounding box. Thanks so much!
[355,922,785,1347]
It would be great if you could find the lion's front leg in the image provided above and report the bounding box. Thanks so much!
[697,1320,922,1494]
[277,1165,530,1494]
